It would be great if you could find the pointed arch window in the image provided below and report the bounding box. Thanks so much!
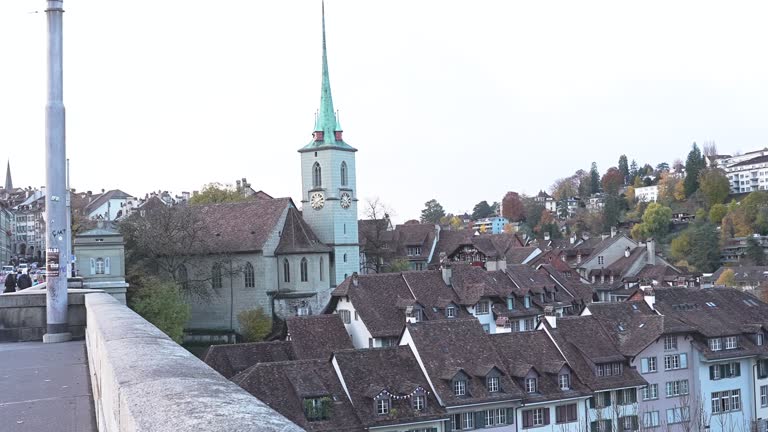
[320,257,324,281]
[211,263,222,289]
[340,161,348,186]
[283,259,291,283]
[301,258,309,282]
[178,265,189,290]
[244,262,255,288]
[313,162,322,188]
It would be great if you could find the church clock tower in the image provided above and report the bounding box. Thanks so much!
[299,2,359,287]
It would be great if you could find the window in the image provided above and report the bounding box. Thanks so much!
[559,373,571,390]
[343,253,347,263]
[446,306,456,318]
[105,257,111,275]
[475,301,489,315]
[304,397,330,421]
[641,357,657,373]
[244,262,255,288]
[760,360,768,379]
[664,335,678,351]
[412,394,425,411]
[300,258,308,282]
[590,391,612,409]
[663,354,687,370]
[178,265,189,290]
[338,309,351,324]
[590,420,612,432]
[762,385,768,408]
[642,384,659,400]
[484,409,508,427]
[407,246,422,256]
[597,362,622,377]
[211,263,222,289]
[376,398,390,415]
[407,308,423,322]
[709,338,722,351]
[643,411,660,428]
[506,320,520,332]
[525,377,537,393]
[312,162,322,188]
[482,324,490,333]
[283,259,290,283]
[487,376,499,392]
[598,256,604,265]
[710,362,741,380]
[462,412,474,429]
[453,379,466,396]
[524,295,531,308]
[666,407,690,424]
[725,336,738,349]
[524,318,535,331]
[96,257,105,275]
[340,161,348,186]
[616,388,637,405]
[507,296,515,310]
[665,380,689,397]
[319,257,324,281]
[556,404,577,424]
[523,408,548,428]
[711,390,741,414]
[759,333,764,346]
[620,415,639,431]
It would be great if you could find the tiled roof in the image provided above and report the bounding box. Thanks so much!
[332,273,413,338]
[276,207,332,255]
[401,271,463,321]
[232,359,363,432]
[504,246,539,264]
[711,266,768,284]
[286,315,353,360]
[405,319,524,407]
[332,347,446,428]
[731,154,768,168]
[193,198,291,254]
[587,301,665,357]
[84,189,132,215]
[202,340,295,379]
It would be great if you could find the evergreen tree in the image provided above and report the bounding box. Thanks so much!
[471,200,494,219]
[618,155,630,185]
[746,237,766,266]
[683,143,706,197]
[420,199,446,224]
[589,162,600,194]
[629,159,639,181]
[689,222,721,272]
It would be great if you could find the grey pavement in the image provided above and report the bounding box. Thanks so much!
[0,340,96,432]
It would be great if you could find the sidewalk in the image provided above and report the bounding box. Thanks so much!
[0,340,97,432]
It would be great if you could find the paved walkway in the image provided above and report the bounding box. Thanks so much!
[0,340,97,432]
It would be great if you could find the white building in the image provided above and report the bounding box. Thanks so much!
[634,185,659,202]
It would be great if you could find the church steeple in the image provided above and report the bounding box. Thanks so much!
[4,160,12,191]
[300,1,355,153]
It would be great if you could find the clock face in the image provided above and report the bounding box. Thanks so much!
[340,192,352,209]
[310,192,325,210]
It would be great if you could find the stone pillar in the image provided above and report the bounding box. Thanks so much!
[43,0,71,343]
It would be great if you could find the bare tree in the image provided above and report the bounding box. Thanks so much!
[359,198,395,274]
[703,141,719,158]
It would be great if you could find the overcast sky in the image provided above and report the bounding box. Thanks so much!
[2,1,768,223]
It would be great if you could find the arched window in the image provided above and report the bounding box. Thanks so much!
[320,257,324,281]
[313,162,322,188]
[300,258,308,282]
[343,253,347,263]
[340,161,348,186]
[283,259,290,283]
[105,257,111,275]
[178,265,189,290]
[212,263,222,289]
[96,258,105,275]
[244,262,255,288]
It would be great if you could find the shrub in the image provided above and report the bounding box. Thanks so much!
[237,308,272,342]
[129,278,191,343]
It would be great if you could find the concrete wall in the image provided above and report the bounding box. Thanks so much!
[85,292,303,432]
[0,287,91,341]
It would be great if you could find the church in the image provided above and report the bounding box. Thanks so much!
[186,4,359,332]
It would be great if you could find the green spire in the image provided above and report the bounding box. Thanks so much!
[317,0,337,143]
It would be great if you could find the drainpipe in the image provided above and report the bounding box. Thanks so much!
[229,259,234,343]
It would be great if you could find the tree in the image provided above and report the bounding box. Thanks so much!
[501,192,525,222]
[698,168,730,208]
[670,231,692,262]
[630,202,672,240]
[683,143,706,197]
[551,177,578,201]
[388,259,411,272]
[589,162,600,194]
[702,141,718,157]
[575,170,591,200]
[656,162,670,173]
[472,200,494,220]
[625,186,636,207]
[709,203,728,225]
[359,198,395,273]
[420,199,445,224]
[602,195,623,232]
[689,222,721,272]
[618,155,630,184]
[237,308,272,342]
[601,167,624,195]
[189,182,247,205]
[629,159,639,180]
[656,172,679,204]
[522,197,545,228]
[747,237,766,265]
[129,278,191,343]
[715,269,735,287]
[673,181,686,201]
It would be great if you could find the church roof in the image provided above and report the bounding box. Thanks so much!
[195,198,292,254]
[4,161,12,191]
[276,207,332,255]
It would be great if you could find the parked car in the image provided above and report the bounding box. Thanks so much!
[1,265,14,275]
[18,263,28,274]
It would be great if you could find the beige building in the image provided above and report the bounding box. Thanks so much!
[73,221,129,304]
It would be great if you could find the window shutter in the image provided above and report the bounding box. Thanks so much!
[475,411,483,428]
[589,396,595,409]
[617,390,624,405]
[556,406,563,424]
[105,257,111,275]
[680,353,688,368]
[630,389,637,403]
[618,419,625,432]
[590,421,598,432]
[523,411,531,428]
[641,358,648,373]
[604,392,612,406]
[632,415,639,429]
[568,404,577,421]
[543,407,550,425]
[89,258,95,275]
[735,363,741,377]
[709,365,715,380]
[606,419,612,431]
[720,364,727,378]
[507,408,515,424]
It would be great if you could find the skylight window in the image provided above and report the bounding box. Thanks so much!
[705,302,717,308]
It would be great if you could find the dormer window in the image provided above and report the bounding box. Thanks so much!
[412,391,426,411]
[524,295,531,308]
[453,379,467,396]
[725,336,738,350]
[376,397,390,415]
[709,338,722,351]
[559,373,571,391]
[525,377,537,393]
[446,306,456,318]
[407,246,422,256]
[476,301,490,315]
[507,296,515,310]
[758,333,764,346]
[487,376,500,393]
[304,397,331,421]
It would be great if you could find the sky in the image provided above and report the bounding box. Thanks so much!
[2,1,768,224]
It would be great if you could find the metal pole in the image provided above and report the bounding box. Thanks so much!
[65,158,71,277]
[43,0,70,343]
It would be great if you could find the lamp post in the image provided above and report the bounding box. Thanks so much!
[43,0,71,343]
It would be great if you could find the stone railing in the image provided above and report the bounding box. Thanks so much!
[85,292,304,432]
[0,288,94,341]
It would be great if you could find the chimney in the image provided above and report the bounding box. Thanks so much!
[611,226,617,238]
[440,253,452,286]
[543,305,556,328]
[642,286,656,310]
[601,233,609,240]
[624,247,631,258]
[647,238,656,265]
[544,232,551,241]
[351,272,359,287]
[570,234,577,245]
[236,180,242,191]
